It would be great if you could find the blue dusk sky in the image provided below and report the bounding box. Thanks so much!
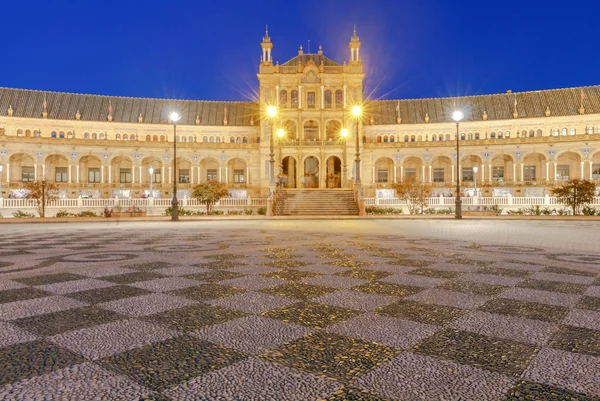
[1,0,597,102]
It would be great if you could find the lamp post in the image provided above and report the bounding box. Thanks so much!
[277,128,285,187]
[341,128,349,187]
[266,106,277,186]
[148,166,154,198]
[452,110,464,219]
[169,111,181,221]
[351,105,362,184]
[473,164,479,196]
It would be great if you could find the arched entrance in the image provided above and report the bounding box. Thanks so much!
[303,120,319,141]
[303,156,319,188]
[282,156,297,188]
[326,156,342,188]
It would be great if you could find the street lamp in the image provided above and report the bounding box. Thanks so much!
[351,105,362,184]
[452,110,464,219]
[277,128,285,186]
[266,106,277,186]
[148,166,154,198]
[341,128,349,187]
[473,164,479,197]
[169,111,181,221]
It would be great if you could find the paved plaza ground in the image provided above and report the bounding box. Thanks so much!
[0,220,599,400]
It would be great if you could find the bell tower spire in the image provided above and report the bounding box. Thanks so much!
[261,25,273,65]
[348,25,361,65]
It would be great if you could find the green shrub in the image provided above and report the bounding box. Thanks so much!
[244,209,254,215]
[209,210,225,215]
[227,210,243,216]
[257,207,267,215]
[55,210,75,218]
[78,210,98,217]
[582,206,599,216]
[13,210,35,218]
[365,206,403,215]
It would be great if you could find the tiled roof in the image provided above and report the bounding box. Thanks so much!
[369,85,600,125]
[281,54,341,67]
[0,88,260,126]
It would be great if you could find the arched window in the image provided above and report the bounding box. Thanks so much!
[404,135,409,142]
[92,132,97,140]
[146,134,151,141]
[521,130,527,137]
[25,129,31,137]
[362,135,367,143]
[189,136,193,142]
[152,135,157,141]
[291,90,298,108]
[51,131,57,138]
[115,133,121,140]
[59,131,65,139]
[257,137,260,143]
[85,132,90,139]
[468,133,473,140]
[243,137,248,143]
[537,129,543,137]
[123,134,129,141]
[390,136,395,143]
[160,135,165,142]
[67,131,73,139]
[376,136,382,143]
[131,134,136,141]
[17,129,23,137]
[432,136,436,142]
[561,128,567,136]
[324,90,332,108]
[99,133,105,140]
[203,136,208,143]
[33,130,40,137]
[445,134,450,141]
[216,137,221,143]
[474,132,480,140]
[498,131,504,139]
[439,134,444,141]
[490,132,496,139]
[181,136,186,142]
[569,128,575,135]
[529,130,534,138]
[210,136,214,143]
[460,133,466,140]
[279,90,288,107]
[335,90,343,108]
[230,137,235,143]
[236,137,241,143]
[410,135,415,142]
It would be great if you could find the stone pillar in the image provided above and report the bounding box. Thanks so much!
[76,165,80,183]
[320,85,324,109]
[139,166,142,184]
[168,167,172,184]
[42,165,46,179]
[108,166,112,184]
[400,166,404,182]
[520,163,524,182]
[590,161,593,180]
[393,165,397,183]
[298,85,302,109]
[488,164,492,183]
[428,165,432,183]
[101,165,105,184]
[34,164,38,180]
[161,167,165,184]
[513,164,517,182]
[132,166,135,184]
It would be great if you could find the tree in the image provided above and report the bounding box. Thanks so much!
[391,179,432,214]
[551,179,596,215]
[22,179,60,218]
[191,180,229,213]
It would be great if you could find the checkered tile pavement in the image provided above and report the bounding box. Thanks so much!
[0,228,599,400]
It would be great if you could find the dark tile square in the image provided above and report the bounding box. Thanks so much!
[337,269,392,281]
[477,266,532,278]
[448,258,493,267]
[517,279,588,294]
[438,280,506,296]
[0,340,85,386]
[262,301,359,329]
[413,328,537,377]
[261,282,337,300]
[407,268,461,279]
[125,262,173,271]
[376,299,466,325]
[353,282,424,298]
[102,272,166,284]
[386,259,432,268]
[101,335,246,392]
[185,270,245,283]
[169,283,245,301]
[324,387,392,401]
[548,325,600,357]
[479,298,569,323]
[262,269,320,281]
[261,260,308,269]
[261,332,399,382]
[144,303,247,331]
[67,285,152,305]
[15,273,83,286]
[206,253,246,261]
[541,266,597,277]
[505,380,600,401]
[577,296,600,312]
[328,259,375,268]
[194,261,246,270]
[13,307,125,336]
[0,287,50,304]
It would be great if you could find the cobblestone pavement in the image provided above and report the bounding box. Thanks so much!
[0,222,599,400]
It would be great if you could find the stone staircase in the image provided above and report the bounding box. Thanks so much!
[274,189,359,216]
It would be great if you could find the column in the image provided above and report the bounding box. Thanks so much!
[132,166,135,184]
[101,165,105,183]
[520,163,524,182]
[428,166,432,183]
[512,164,517,182]
[400,166,404,182]
[298,85,302,109]
[451,165,455,183]
[343,85,347,108]
[108,166,112,184]
[161,167,165,184]
[372,167,375,184]
[225,166,229,184]
[191,166,194,184]
[320,85,324,109]
[42,165,46,179]
[393,166,397,183]
[139,166,142,184]
[5,164,9,185]
[197,166,201,183]
[68,165,72,183]
[76,165,80,183]
[488,164,492,182]
[545,162,549,181]
[581,161,585,179]
[550,162,555,182]
[34,164,37,180]
[168,167,172,184]
[422,166,426,182]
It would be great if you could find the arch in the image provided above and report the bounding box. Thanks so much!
[25,129,31,137]
[242,136,248,143]
[390,136,395,143]
[78,155,102,184]
[16,129,23,137]
[402,156,424,182]
[99,132,106,140]
[303,120,319,141]
[216,136,221,143]
[110,156,133,184]
[92,132,98,140]
[124,134,130,141]
[491,154,515,183]
[536,129,543,137]
[431,155,452,184]
[555,151,582,181]
[279,90,288,108]
[522,152,547,182]
[227,157,248,185]
[325,156,342,188]
[33,130,40,137]
[281,156,298,188]
[410,135,415,142]
[230,137,235,143]
[160,135,165,142]
[376,136,382,143]
[281,120,298,140]
[528,129,535,138]
[203,136,208,143]
[404,135,409,142]
[189,136,194,143]
[67,131,74,139]
[84,132,90,140]
[44,154,70,183]
[324,90,332,108]
[374,157,394,184]
[200,157,221,183]
[8,153,36,183]
[290,90,298,108]
[302,156,319,188]
[335,90,343,108]
[445,134,451,141]
[115,133,121,140]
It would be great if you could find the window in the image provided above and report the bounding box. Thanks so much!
[55,167,68,182]
[236,137,241,143]
[521,130,527,137]
[152,171,161,183]
[460,133,465,140]
[216,137,221,143]
[291,90,298,107]
[561,128,567,136]
[307,92,316,108]
[432,136,436,142]
[116,133,121,140]
[207,169,218,181]
[92,133,97,140]
[467,133,473,140]
[21,166,35,182]
[324,90,332,108]
[279,90,287,107]
[203,136,208,143]
[462,167,473,182]
[33,130,40,137]
[122,134,128,141]
[404,135,409,142]
[497,132,503,139]
[552,129,559,136]
[88,168,101,183]
[433,168,444,182]
[490,132,496,139]
[410,135,415,142]
[537,129,543,137]
[99,133,105,140]
[570,129,575,136]
[189,136,193,142]
[592,164,600,180]
[243,137,248,143]
[586,126,593,134]
[383,136,388,143]
[376,136,382,143]
[179,169,190,183]
[234,169,245,183]
[181,136,186,143]
[120,168,132,183]
[59,132,65,139]
[85,133,90,139]
[390,136,395,142]
[51,131,57,138]
[230,137,235,143]
[492,166,504,181]
[556,165,569,180]
[67,131,73,139]
[405,168,416,180]
[17,129,23,137]
[529,130,535,138]
[523,166,536,181]
[475,132,480,140]
[335,90,342,108]
[377,169,388,183]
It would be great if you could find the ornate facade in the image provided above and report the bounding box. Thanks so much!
[1,28,599,201]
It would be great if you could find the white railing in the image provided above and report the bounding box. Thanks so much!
[365,196,600,207]
[0,197,268,209]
